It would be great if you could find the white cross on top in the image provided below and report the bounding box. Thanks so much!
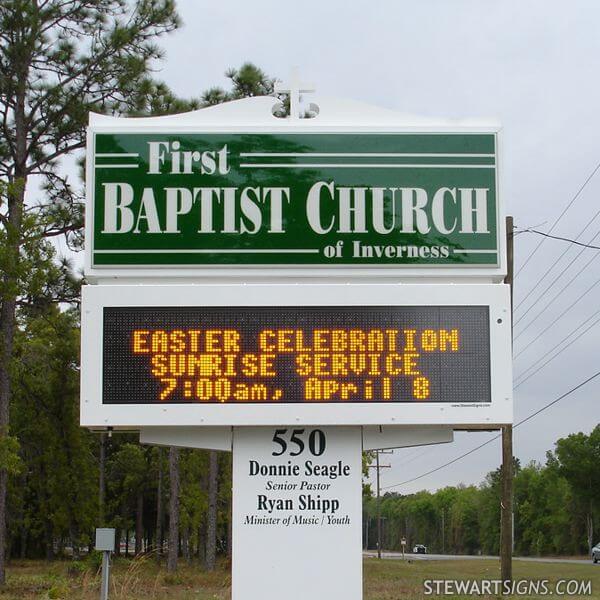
[274,67,315,120]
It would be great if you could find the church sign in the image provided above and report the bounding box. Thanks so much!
[82,94,511,600]
[88,132,499,268]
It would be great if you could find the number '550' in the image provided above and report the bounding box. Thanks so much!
[271,429,326,457]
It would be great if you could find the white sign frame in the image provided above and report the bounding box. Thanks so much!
[80,282,512,429]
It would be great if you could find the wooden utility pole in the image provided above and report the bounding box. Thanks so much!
[368,450,391,558]
[500,216,514,582]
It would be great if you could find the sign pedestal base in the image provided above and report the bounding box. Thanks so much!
[232,426,363,600]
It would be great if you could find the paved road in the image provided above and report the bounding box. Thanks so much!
[363,551,596,566]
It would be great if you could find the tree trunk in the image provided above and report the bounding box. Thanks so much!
[167,447,179,573]
[125,529,129,558]
[587,508,594,555]
[155,447,163,560]
[197,523,206,563]
[114,528,121,556]
[45,520,53,561]
[0,52,29,583]
[135,492,143,556]
[182,527,190,564]
[69,523,80,560]
[0,250,22,582]
[18,471,27,559]
[206,450,219,571]
[19,527,26,560]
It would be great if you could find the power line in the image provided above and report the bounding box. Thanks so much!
[514,270,600,355]
[514,221,600,315]
[395,447,432,467]
[514,308,600,384]
[513,245,599,333]
[516,228,600,251]
[382,436,499,491]
[514,312,600,388]
[515,160,600,278]
[382,369,600,491]
[392,445,424,463]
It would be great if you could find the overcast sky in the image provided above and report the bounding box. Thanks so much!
[85,1,600,493]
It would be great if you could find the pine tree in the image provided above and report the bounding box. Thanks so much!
[167,446,179,572]
[2,5,278,569]
[205,450,218,570]
[11,307,96,559]
[0,0,182,582]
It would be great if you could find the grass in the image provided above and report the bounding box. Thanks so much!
[0,556,597,599]
[365,558,600,599]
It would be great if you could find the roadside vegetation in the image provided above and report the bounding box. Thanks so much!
[364,426,600,558]
[0,557,598,600]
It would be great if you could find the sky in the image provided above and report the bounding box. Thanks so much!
[80,1,600,493]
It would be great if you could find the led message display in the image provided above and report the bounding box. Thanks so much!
[103,306,491,405]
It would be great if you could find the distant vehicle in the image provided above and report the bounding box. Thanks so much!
[413,544,427,554]
[592,543,600,564]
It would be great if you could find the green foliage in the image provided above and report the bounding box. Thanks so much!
[47,582,69,599]
[548,425,600,551]
[109,444,148,498]
[365,430,599,556]
[0,0,279,566]
[362,452,373,499]
[10,307,97,557]
[0,433,21,476]
[550,426,600,505]
[226,63,276,99]
[178,449,208,547]
[0,185,80,309]
[200,62,277,107]
[0,0,184,255]
[162,572,185,585]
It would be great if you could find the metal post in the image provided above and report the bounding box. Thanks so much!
[100,550,110,600]
[95,527,115,600]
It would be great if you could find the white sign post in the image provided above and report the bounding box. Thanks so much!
[233,427,362,600]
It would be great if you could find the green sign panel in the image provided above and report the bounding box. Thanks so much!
[89,132,499,267]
